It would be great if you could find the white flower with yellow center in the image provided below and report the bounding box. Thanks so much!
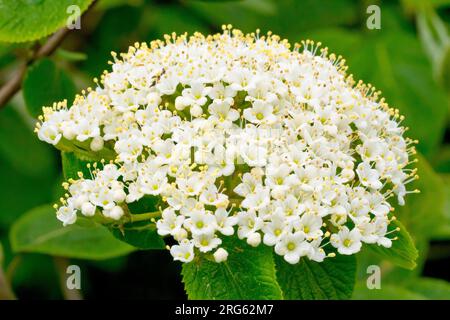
[36,26,418,265]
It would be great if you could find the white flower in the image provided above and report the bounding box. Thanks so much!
[241,187,270,211]
[38,27,417,264]
[275,232,310,264]
[234,172,261,197]
[237,210,263,239]
[356,162,383,190]
[199,185,228,207]
[240,144,268,167]
[170,239,194,262]
[193,232,222,253]
[184,210,217,235]
[181,82,209,107]
[56,203,77,226]
[214,208,238,236]
[157,209,185,236]
[330,226,362,255]
[38,122,61,145]
[243,101,276,124]
[262,213,287,246]
[208,100,240,124]
[295,212,323,239]
[208,82,236,103]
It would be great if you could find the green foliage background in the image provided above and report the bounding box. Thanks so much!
[0,0,449,299]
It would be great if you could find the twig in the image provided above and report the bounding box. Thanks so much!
[0,0,98,110]
[5,255,22,283]
[54,257,83,300]
[0,266,16,300]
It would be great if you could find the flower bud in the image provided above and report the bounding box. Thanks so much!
[90,137,104,151]
[109,206,124,220]
[247,232,261,247]
[81,202,96,217]
[113,189,126,203]
[213,248,228,263]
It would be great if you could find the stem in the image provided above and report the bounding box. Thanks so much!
[54,257,83,300]
[129,211,161,223]
[0,0,98,109]
[0,265,16,300]
[57,138,116,162]
[5,255,21,283]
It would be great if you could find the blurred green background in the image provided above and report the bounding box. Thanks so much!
[0,0,450,299]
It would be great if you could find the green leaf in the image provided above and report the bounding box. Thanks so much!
[402,0,450,10]
[182,236,283,299]
[0,0,94,43]
[0,107,58,228]
[432,145,450,173]
[0,106,57,178]
[432,174,450,238]
[110,221,165,250]
[275,254,356,300]
[23,58,77,118]
[10,205,134,260]
[0,156,57,229]
[9,253,61,298]
[368,219,418,270]
[148,5,210,40]
[188,0,358,38]
[404,277,450,299]
[127,195,160,214]
[80,5,142,77]
[61,151,92,181]
[352,283,426,300]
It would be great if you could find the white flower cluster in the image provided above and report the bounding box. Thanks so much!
[36,27,418,264]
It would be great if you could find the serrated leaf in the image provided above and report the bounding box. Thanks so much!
[368,219,418,270]
[10,205,134,260]
[275,254,356,300]
[23,58,77,118]
[0,0,93,43]
[182,236,283,299]
[110,221,165,250]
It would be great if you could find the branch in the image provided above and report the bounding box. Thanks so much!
[54,257,83,300]
[0,266,16,300]
[0,0,98,110]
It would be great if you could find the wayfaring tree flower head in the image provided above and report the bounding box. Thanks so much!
[36,26,419,265]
